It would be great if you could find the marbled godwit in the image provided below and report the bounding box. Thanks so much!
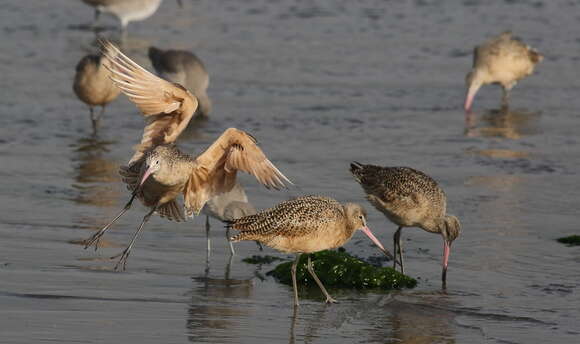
[82,0,182,33]
[202,182,261,257]
[465,31,542,111]
[73,54,121,131]
[350,162,461,287]
[83,41,291,270]
[228,195,392,306]
[149,47,212,118]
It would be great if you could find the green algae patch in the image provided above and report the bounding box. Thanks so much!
[242,255,286,264]
[557,235,580,246]
[267,250,416,290]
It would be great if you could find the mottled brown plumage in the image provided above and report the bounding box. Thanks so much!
[73,54,120,130]
[465,31,542,111]
[228,195,391,306]
[82,42,291,271]
[350,162,461,287]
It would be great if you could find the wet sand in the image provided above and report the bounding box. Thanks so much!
[1,0,579,343]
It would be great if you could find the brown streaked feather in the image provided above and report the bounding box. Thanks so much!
[157,200,185,222]
[100,41,199,164]
[183,128,292,216]
[228,196,344,242]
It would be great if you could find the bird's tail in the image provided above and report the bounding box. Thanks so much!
[349,161,365,181]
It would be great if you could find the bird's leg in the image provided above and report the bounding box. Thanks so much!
[89,106,99,133]
[205,215,211,273]
[255,241,264,251]
[84,193,137,250]
[291,254,301,307]
[111,206,156,271]
[307,255,337,304]
[225,253,233,281]
[226,226,235,256]
[393,227,404,274]
[501,85,512,109]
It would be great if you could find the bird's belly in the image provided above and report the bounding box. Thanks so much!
[380,207,426,228]
[266,234,343,254]
[141,179,182,207]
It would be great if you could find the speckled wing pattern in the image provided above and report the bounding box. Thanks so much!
[183,128,292,217]
[350,162,443,212]
[227,196,343,242]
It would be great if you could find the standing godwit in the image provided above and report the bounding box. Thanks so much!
[73,54,121,131]
[464,31,542,111]
[350,162,461,287]
[149,47,212,118]
[202,182,260,256]
[82,41,291,270]
[228,195,392,306]
[81,0,182,33]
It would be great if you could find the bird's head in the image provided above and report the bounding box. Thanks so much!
[138,145,176,186]
[437,215,461,286]
[344,203,393,260]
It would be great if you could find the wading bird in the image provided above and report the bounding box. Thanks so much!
[83,41,291,270]
[73,54,121,131]
[350,162,461,287]
[228,195,392,306]
[464,31,542,111]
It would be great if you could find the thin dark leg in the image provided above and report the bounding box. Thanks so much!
[255,241,264,251]
[205,215,211,273]
[226,226,235,255]
[292,254,301,307]
[84,193,137,250]
[307,256,337,304]
[111,206,156,271]
[501,88,510,109]
[393,227,404,274]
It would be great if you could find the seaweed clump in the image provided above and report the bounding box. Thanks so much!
[242,255,286,264]
[557,235,580,246]
[267,250,416,290]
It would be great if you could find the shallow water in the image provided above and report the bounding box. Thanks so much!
[1,0,579,343]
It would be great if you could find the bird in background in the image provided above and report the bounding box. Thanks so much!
[350,162,461,287]
[81,0,183,34]
[83,41,292,270]
[228,195,392,306]
[202,182,263,258]
[464,31,542,111]
[73,54,121,132]
[149,46,212,118]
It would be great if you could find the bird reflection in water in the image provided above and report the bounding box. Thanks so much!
[464,106,541,139]
[186,257,254,343]
[70,135,121,244]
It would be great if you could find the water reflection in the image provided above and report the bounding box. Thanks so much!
[464,106,541,139]
[186,258,254,343]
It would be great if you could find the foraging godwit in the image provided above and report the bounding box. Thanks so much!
[228,195,392,306]
[73,54,121,131]
[81,0,182,33]
[350,162,461,287]
[149,47,212,118]
[202,182,261,256]
[465,31,542,111]
[83,41,291,270]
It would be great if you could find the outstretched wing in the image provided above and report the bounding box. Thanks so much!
[101,41,198,165]
[183,128,292,216]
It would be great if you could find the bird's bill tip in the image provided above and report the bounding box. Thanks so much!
[442,240,451,283]
[360,226,393,260]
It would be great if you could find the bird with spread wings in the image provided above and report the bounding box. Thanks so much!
[83,41,292,270]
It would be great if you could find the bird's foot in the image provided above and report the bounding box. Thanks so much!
[110,248,131,271]
[325,296,338,304]
[83,232,104,251]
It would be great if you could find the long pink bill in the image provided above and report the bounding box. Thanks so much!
[361,226,394,260]
[442,240,451,286]
[139,166,154,186]
[464,83,480,112]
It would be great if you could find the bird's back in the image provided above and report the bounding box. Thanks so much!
[474,32,542,84]
[350,163,446,227]
[73,55,120,106]
[228,196,349,253]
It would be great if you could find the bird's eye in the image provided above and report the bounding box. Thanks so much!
[359,215,363,220]
[156,160,159,165]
